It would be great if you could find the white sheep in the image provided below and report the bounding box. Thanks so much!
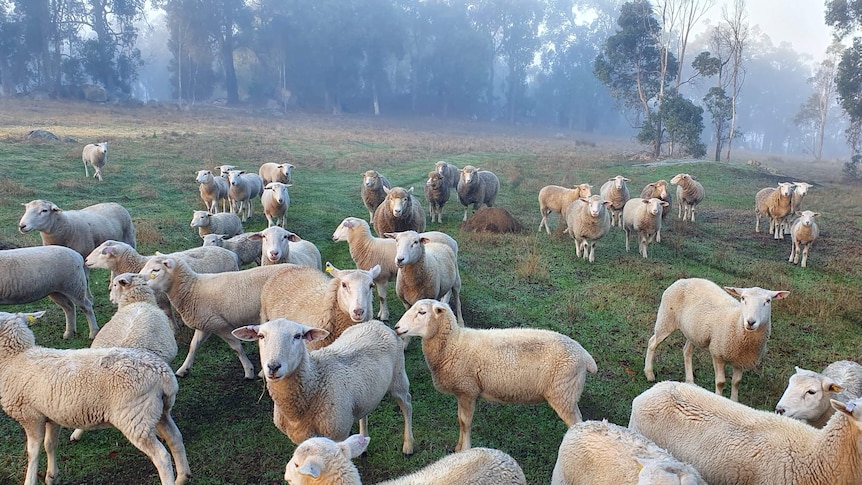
[259,162,294,185]
[599,175,630,228]
[639,179,672,223]
[394,299,597,451]
[670,173,704,222]
[250,226,322,269]
[755,181,795,239]
[232,319,415,453]
[629,380,862,485]
[226,169,265,222]
[435,160,460,190]
[18,199,136,259]
[424,170,450,223]
[82,141,108,181]
[564,195,612,263]
[0,246,99,339]
[202,232,262,266]
[215,164,236,178]
[190,210,243,239]
[457,165,500,221]
[644,278,790,402]
[788,210,820,268]
[622,197,668,259]
[775,360,862,428]
[783,181,813,234]
[195,169,229,214]
[361,170,391,222]
[285,434,526,485]
[261,182,292,227]
[373,186,427,236]
[550,419,706,485]
[538,183,593,234]
[0,310,191,485]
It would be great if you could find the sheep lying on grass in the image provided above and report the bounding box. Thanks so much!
[425,170,450,223]
[564,195,611,263]
[755,182,795,239]
[250,226,321,269]
[644,278,790,402]
[196,169,229,214]
[361,170,391,222]
[190,210,243,239]
[788,210,820,268]
[0,311,191,485]
[670,173,704,222]
[373,186,426,236]
[599,175,630,228]
[622,197,668,259]
[775,360,862,428]
[395,300,597,451]
[458,165,500,221]
[261,182,291,227]
[82,141,108,181]
[259,162,294,185]
[538,183,593,234]
[202,232,262,266]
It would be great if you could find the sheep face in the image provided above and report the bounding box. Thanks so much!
[201,234,225,247]
[795,210,820,227]
[775,367,842,422]
[328,265,380,322]
[642,198,668,217]
[670,173,689,185]
[435,161,449,175]
[394,299,449,339]
[285,435,369,483]
[141,257,177,293]
[278,164,294,184]
[363,171,381,187]
[426,171,445,189]
[232,319,329,380]
[109,272,149,304]
[385,187,413,218]
[18,199,61,234]
[215,165,236,178]
[85,240,123,269]
[195,170,213,184]
[390,230,427,268]
[0,311,44,355]
[332,217,363,242]
[227,169,247,186]
[251,226,297,263]
[460,165,479,184]
[777,182,795,198]
[723,286,789,331]
[265,182,291,204]
[794,182,811,197]
[608,175,630,190]
[190,210,211,228]
[575,183,593,197]
[581,195,612,218]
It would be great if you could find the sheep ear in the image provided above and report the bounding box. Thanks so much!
[22,311,46,325]
[660,201,669,207]
[623,177,631,182]
[231,325,261,341]
[287,163,295,169]
[117,275,133,287]
[812,212,821,217]
[432,301,448,315]
[325,262,338,273]
[51,204,61,213]
[162,258,176,270]
[407,186,414,194]
[264,183,275,190]
[831,399,858,416]
[342,219,354,229]
[772,291,790,300]
[368,264,381,279]
[248,233,263,241]
[287,233,302,242]
[340,434,370,459]
[796,211,803,216]
[383,232,396,239]
[297,458,324,478]
[102,245,114,255]
[420,237,431,245]
[304,328,330,342]
[383,186,391,194]
[823,378,844,394]
[723,287,742,298]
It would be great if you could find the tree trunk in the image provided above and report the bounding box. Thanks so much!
[372,79,380,116]
[222,31,239,105]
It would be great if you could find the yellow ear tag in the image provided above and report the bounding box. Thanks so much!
[150,272,156,279]
[27,315,36,323]
[325,265,334,273]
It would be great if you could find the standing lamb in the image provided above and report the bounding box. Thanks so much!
[202,232,262,266]
[360,170,391,223]
[622,197,668,259]
[226,169,265,222]
[629,380,862,485]
[196,169,229,214]
[564,195,612,263]
[644,278,790,402]
[425,170,450,223]
[190,210,243,239]
[372,186,426,236]
[457,165,500,222]
[599,175,630,228]
[538,183,593,234]
[435,160,460,190]
[259,162,294,185]
[639,179,672,223]
[260,182,292,227]
[82,141,108,181]
[395,299,597,451]
[755,181,795,239]
[670,173,704,222]
[0,311,191,485]
[250,226,322,269]
[788,210,820,268]
[775,360,862,428]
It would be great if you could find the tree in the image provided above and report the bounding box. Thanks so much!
[827,0,862,171]
[795,42,842,160]
[662,90,705,157]
[720,0,747,161]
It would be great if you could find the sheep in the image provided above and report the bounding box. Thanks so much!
[190,210,243,239]
[394,299,597,451]
[457,165,500,222]
[424,170,450,223]
[332,217,458,321]
[215,164,236,181]
[670,173,705,222]
[261,182,292,227]
[226,169,265,222]
[360,170,391,222]
[788,210,820,268]
[644,278,790,402]
[0,246,99,339]
[639,179,672,222]
[202,232,263,266]
[195,169,229,214]
[250,226,322,269]
[18,199,136,259]
[622,197,668,259]
[564,195,612,263]
[754,181,795,239]
[775,360,862,428]
[629,380,862,485]
[259,162,294,185]
[538,183,593,234]
[435,160,460,190]
[140,256,288,379]
[82,141,108,181]
[0,310,191,485]
[782,181,813,234]
[599,175,630,228]
[372,186,427,236]
[285,434,526,485]
[550,420,706,485]
[232,319,415,454]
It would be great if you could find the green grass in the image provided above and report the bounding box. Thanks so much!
[0,99,861,484]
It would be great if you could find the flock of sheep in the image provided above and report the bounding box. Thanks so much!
[0,145,856,485]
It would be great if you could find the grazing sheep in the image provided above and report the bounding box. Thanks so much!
[202,232,262,266]
[250,226,322,269]
[788,210,820,268]
[373,186,426,236]
[0,311,191,485]
[260,182,292,227]
[232,319,414,454]
[82,141,108,181]
[775,360,862,428]
[538,183,593,234]
[360,170,391,222]
[0,246,98,339]
[18,199,136,259]
[435,160,460,190]
[395,300,597,451]
[190,210,243,239]
[550,420,706,485]
[755,182,795,239]
[460,207,526,233]
[196,169,229,214]
[639,179,672,222]
[644,278,790,402]
[226,169,265,222]
[599,175,630,228]
[259,162,294,185]
[285,434,526,485]
[564,195,612,263]
[629,381,862,485]
[457,165,500,221]
[425,170,450,223]
[670,173,705,222]
[622,197,668,259]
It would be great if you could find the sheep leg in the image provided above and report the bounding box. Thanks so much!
[588,242,596,263]
[83,160,90,178]
[574,237,583,258]
[389,371,415,455]
[175,329,211,377]
[678,201,683,220]
[548,397,581,427]
[47,293,79,340]
[359,416,368,437]
[44,421,60,485]
[656,228,661,243]
[451,286,464,327]
[375,281,390,321]
[455,395,476,451]
[539,210,550,234]
[729,367,743,402]
[69,428,84,441]
[639,236,649,259]
[22,421,46,485]
[755,212,761,232]
[95,168,102,181]
[624,229,630,252]
[789,241,797,264]
[712,356,727,398]
[683,340,696,383]
[122,428,176,485]
[462,206,469,222]
[156,413,191,485]
[221,332,256,379]
[689,205,696,222]
[801,243,810,268]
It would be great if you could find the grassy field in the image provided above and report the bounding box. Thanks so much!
[0,98,860,485]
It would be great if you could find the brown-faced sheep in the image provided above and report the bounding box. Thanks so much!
[360,170,391,223]
[458,166,500,221]
[372,186,426,237]
[425,171,451,223]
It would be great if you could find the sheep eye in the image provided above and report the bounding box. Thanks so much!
[293,333,302,340]
[342,282,348,289]
[418,310,426,315]
[807,390,817,395]
[257,333,264,340]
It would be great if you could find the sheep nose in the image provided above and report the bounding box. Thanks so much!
[267,362,281,374]
[352,308,365,319]
[396,257,405,266]
[775,407,785,415]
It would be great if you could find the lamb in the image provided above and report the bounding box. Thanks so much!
[190,210,243,239]
[754,181,795,239]
[670,173,705,222]
[202,232,263,266]
[788,210,820,268]
[141,256,288,379]
[457,165,500,222]
[435,160,460,189]
[775,360,862,428]
[644,278,790,402]
[259,162,294,185]
[360,170,391,222]
[629,380,862,485]
[285,434,526,485]
[599,175,630,228]
[226,169,265,222]
[332,217,458,321]
[564,195,612,263]
[0,310,191,485]
[622,197,668,259]
[232,319,414,453]
[538,183,593,234]
[0,246,99,339]
[394,299,597,451]
[425,170,450,223]
[250,226,322,269]
[260,182,292,227]
[82,141,108,181]
[372,186,427,236]
[639,179,672,222]
[18,199,136,259]
[550,420,706,485]
[195,169,229,214]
